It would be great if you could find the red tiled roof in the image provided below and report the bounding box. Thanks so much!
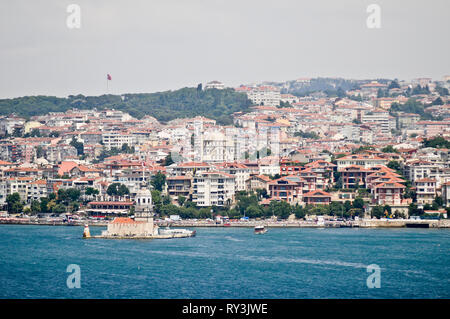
[415,178,436,183]
[111,217,143,224]
[303,190,332,197]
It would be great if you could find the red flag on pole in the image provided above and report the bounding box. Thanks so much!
[107,74,112,80]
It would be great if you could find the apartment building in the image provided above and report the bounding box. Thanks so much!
[204,81,225,90]
[0,177,32,205]
[336,154,387,170]
[247,86,281,106]
[361,110,393,134]
[102,132,135,150]
[215,163,250,191]
[168,162,211,177]
[166,176,192,199]
[192,171,235,207]
[28,179,48,203]
[268,175,304,204]
[371,181,406,206]
[442,182,450,207]
[414,178,436,207]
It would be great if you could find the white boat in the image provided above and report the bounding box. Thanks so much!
[254,225,267,234]
[158,227,196,237]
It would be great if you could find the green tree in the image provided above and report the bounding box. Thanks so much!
[36,146,45,158]
[329,202,345,216]
[106,183,130,197]
[70,137,84,156]
[151,171,166,192]
[353,198,365,210]
[235,192,259,215]
[433,196,443,208]
[408,203,424,216]
[163,154,174,166]
[387,160,402,173]
[85,187,99,197]
[269,201,292,219]
[160,204,180,217]
[30,200,41,214]
[381,145,398,153]
[245,205,263,218]
[40,197,49,213]
[294,204,306,219]
[371,206,384,219]
[151,190,162,215]
[423,136,450,149]
[388,80,400,90]
[177,195,186,207]
[6,193,23,214]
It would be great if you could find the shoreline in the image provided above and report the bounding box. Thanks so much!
[1,218,449,228]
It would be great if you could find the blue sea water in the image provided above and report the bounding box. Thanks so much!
[0,225,449,299]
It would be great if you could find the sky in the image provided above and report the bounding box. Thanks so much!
[0,0,449,98]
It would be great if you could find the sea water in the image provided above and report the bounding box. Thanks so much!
[0,225,448,298]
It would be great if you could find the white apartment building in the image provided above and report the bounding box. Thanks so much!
[247,86,281,106]
[215,163,250,191]
[361,110,393,134]
[280,94,299,104]
[336,154,388,170]
[28,180,48,203]
[0,178,31,205]
[259,164,281,176]
[192,171,235,207]
[204,81,225,90]
[102,132,135,150]
[414,178,436,207]
[0,116,25,135]
[100,110,133,122]
[167,162,211,177]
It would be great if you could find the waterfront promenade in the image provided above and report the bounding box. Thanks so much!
[1,217,449,228]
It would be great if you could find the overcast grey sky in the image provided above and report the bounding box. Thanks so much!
[0,0,449,98]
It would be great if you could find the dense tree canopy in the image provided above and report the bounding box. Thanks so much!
[422,136,450,149]
[151,171,166,192]
[0,88,252,125]
[106,183,130,197]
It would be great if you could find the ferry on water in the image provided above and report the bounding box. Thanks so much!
[254,225,267,234]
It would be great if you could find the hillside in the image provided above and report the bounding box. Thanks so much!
[0,87,252,125]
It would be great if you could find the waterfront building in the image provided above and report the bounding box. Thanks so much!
[166,175,192,199]
[371,181,408,206]
[192,171,235,207]
[86,201,134,217]
[414,178,436,207]
[441,182,450,207]
[339,165,372,189]
[302,190,332,206]
[268,175,305,204]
